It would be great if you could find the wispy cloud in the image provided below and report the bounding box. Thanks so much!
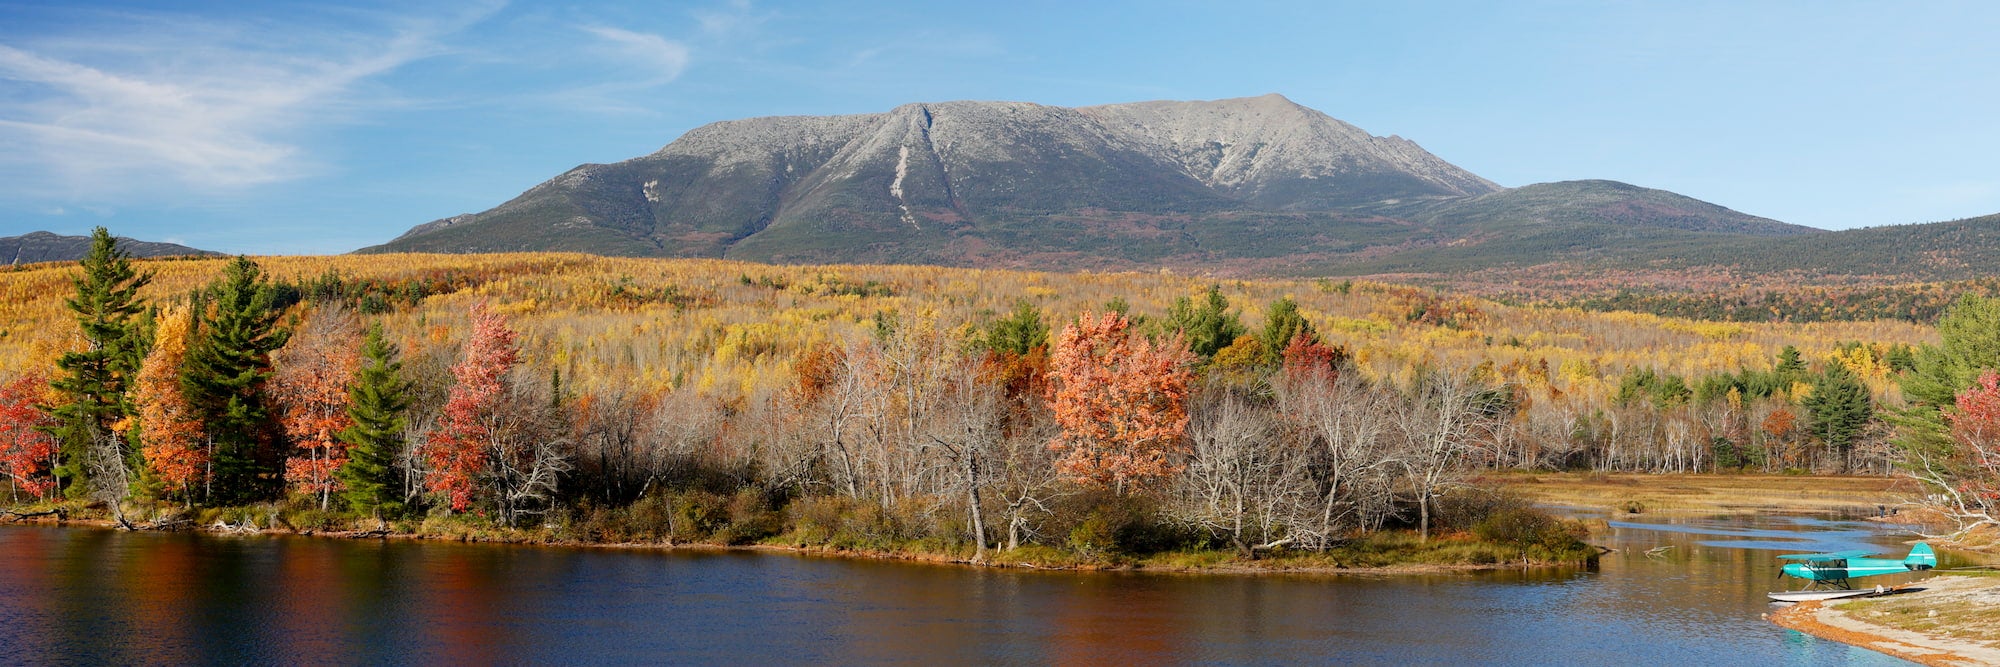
[580,26,691,85]
[536,1,778,115]
[0,5,492,195]
[843,32,1006,69]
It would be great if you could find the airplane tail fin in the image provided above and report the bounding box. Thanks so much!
[1904,542,1937,571]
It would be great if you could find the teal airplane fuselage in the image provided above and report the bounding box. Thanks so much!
[1778,543,1936,586]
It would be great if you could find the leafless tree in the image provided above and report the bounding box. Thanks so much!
[1395,369,1502,541]
[1901,431,2000,542]
[920,359,1005,560]
[1274,370,1401,549]
[487,383,572,527]
[815,342,878,499]
[1177,391,1297,556]
[86,425,134,528]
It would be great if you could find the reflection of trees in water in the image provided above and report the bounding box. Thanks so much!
[124,531,199,663]
[272,539,343,659]
[0,529,61,658]
[417,546,511,664]
[0,521,1930,664]
[1049,577,1187,664]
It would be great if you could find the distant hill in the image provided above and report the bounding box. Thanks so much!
[363,95,1802,274]
[1650,212,2000,280]
[2,231,216,265]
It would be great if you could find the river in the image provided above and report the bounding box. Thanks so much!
[0,512,1944,665]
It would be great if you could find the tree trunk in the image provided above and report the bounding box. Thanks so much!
[1419,490,1431,542]
[1006,501,1022,551]
[967,481,988,561]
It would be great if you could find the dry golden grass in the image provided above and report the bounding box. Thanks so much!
[1486,471,1914,514]
[1843,575,2000,643]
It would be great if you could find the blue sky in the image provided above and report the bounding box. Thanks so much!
[2,1,1998,254]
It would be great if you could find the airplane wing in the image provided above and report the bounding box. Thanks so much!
[1776,549,1877,561]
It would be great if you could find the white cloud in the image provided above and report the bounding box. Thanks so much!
[0,6,490,195]
[580,26,691,84]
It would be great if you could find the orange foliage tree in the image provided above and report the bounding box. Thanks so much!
[273,313,361,509]
[134,307,207,500]
[423,303,519,512]
[0,373,59,500]
[1045,311,1195,490]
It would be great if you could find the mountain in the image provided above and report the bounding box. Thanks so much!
[364,94,1803,273]
[2,231,216,265]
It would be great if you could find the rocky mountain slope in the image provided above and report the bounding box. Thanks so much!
[2,231,216,265]
[364,95,1808,273]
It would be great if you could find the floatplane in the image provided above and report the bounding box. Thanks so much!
[1766,543,1936,602]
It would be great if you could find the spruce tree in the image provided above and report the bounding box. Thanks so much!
[1803,361,1872,471]
[182,256,290,504]
[1892,295,2000,470]
[1904,295,2000,407]
[337,323,407,518]
[1257,297,1314,365]
[1775,345,1807,379]
[49,227,152,497]
[984,300,1048,356]
[1168,285,1245,360]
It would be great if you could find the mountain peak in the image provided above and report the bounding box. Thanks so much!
[1079,95,1500,206]
[362,95,1798,276]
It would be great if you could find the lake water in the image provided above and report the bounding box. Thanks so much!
[0,512,1941,665]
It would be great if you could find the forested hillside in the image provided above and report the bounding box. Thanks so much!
[0,234,1965,564]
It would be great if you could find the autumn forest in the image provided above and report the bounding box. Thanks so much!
[3,229,1998,568]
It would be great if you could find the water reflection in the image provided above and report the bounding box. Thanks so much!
[0,517,1924,666]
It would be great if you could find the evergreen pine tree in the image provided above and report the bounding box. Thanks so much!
[1803,361,1872,471]
[1774,345,1807,378]
[337,323,406,518]
[1904,295,2000,407]
[1168,285,1245,359]
[49,227,152,497]
[1887,295,2000,475]
[182,256,290,504]
[984,300,1049,356]
[1257,297,1314,365]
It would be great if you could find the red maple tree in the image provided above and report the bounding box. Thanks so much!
[0,373,59,499]
[1281,332,1345,388]
[1947,370,2000,496]
[1044,311,1195,489]
[273,318,361,507]
[423,302,519,512]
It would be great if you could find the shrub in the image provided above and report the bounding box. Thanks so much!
[1048,490,1195,559]
[719,488,781,544]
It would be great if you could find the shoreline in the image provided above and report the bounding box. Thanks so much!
[1769,576,2000,667]
[0,512,1587,578]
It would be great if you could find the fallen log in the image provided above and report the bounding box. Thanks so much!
[0,507,66,522]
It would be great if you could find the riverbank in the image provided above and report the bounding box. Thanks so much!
[1770,574,2000,667]
[0,503,1596,576]
[1487,471,1911,516]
